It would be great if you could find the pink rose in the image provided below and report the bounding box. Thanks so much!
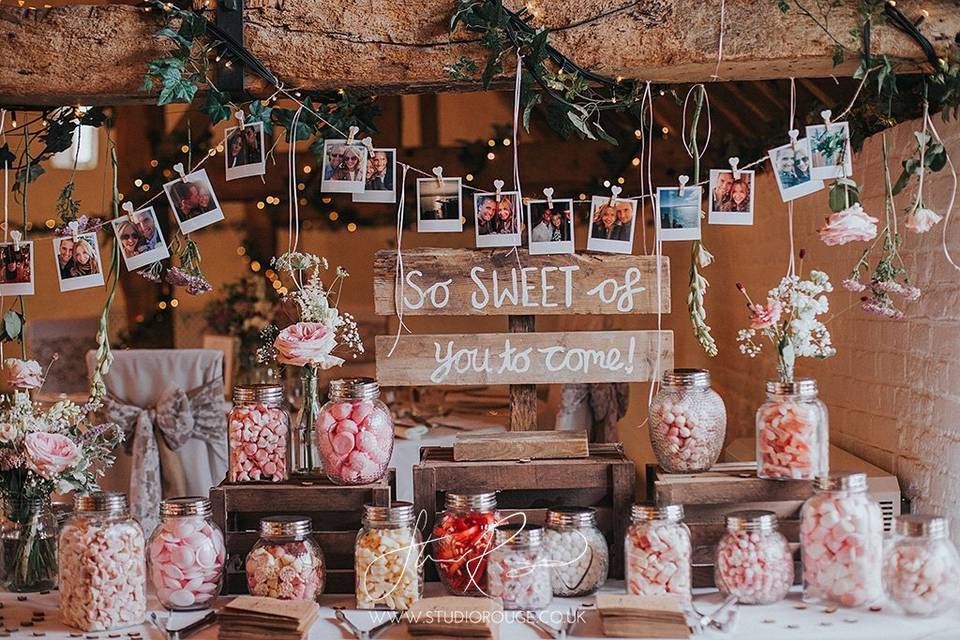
[3,358,43,390]
[750,298,783,330]
[23,432,80,479]
[905,207,942,234]
[273,322,345,369]
[818,203,878,246]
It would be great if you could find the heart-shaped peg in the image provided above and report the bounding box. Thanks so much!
[820,109,832,124]
[431,166,444,179]
[235,111,246,127]
[346,125,359,144]
[10,230,21,248]
[728,157,740,169]
[677,175,689,195]
[121,201,135,215]
[611,185,623,197]
[172,162,186,180]
[542,187,555,199]
[67,220,80,239]
[360,136,374,152]
[494,179,505,191]
[788,128,799,141]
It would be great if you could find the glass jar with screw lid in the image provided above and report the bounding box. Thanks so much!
[715,510,793,604]
[649,369,726,473]
[228,383,289,483]
[625,504,692,604]
[316,378,394,485]
[756,379,828,480]
[488,524,552,610]
[432,492,498,595]
[883,515,960,616]
[245,516,325,601]
[543,507,609,596]
[355,501,423,610]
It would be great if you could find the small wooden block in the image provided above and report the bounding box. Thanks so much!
[453,430,589,461]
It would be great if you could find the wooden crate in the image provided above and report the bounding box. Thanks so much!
[210,471,394,594]
[414,444,635,578]
[648,463,812,587]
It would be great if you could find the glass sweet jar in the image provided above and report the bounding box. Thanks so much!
[649,369,726,473]
[355,502,422,610]
[432,492,498,595]
[147,497,226,610]
[801,473,883,607]
[316,378,394,485]
[756,379,828,480]
[543,507,608,597]
[228,384,289,482]
[58,492,147,631]
[624,504,691,605]
[715,510,793,604]
[883,515,960,616]
[488,524,552,610]
[245,516,325,601]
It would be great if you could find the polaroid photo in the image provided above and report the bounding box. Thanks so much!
[656,186,703,241]
[0,242,34,296]
[353,148,397,204]
[416,177,463,232]
[586,196,637,254]
[111,206,170,271]
[474,191,522,248]
[768,138,825,202]
[806,121,853,180]
[224,121,267,181]
[163,168,225,235]
[708,169,756,225]
[527,199,575,255]
[54,233,104,292]
[320,139,368,194]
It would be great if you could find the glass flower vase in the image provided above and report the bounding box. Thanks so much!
[0,497,58,592]
[291,366,323,475]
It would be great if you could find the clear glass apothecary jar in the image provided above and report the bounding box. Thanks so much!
[543,507,609,596]
[715,510,793,604]
[355,502,422,610]
[148,496,226,610]
[756,379,828,480]
[432,492,498,595]
[245,516,325,601]
[316,378,394,485]
[625,504,691,604]
[228,383,289,482]
[649,369,726,473]
[883,515,960,616]
[0,497,58,592]
[59,492,147,631]
[488,524,552,610]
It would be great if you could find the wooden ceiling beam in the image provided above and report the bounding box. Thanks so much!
[1,1,956,106]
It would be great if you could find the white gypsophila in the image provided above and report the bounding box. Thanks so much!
[0,422,19,444]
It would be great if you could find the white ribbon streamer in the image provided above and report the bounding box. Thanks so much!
[387,164,411,357]
[926,113,960,272]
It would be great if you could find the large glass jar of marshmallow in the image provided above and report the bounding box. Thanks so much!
[148,496,225,611]
[58,492,146,631]
[883,515,960,616]
[245,516,325,601]
[543,507,609,596]
[625,504,692,605]
[649,369,726,473]
[316,378,394,485]
[801,473,882,607]
[755,379,828,480]
[715,510,793,604]
[228,384,289,483]
[432,492,498,595]
[488,524,552,610]
[355,502,422,610]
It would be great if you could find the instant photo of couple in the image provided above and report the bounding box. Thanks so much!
[54,233,105,292]
[163,169,225,234]
[111,206,171,270]
[709,169,755,225]
[224,121,266,181]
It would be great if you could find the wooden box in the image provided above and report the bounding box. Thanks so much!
[648,462,812,587]
[210,472,394,594]
[414,444,635,578]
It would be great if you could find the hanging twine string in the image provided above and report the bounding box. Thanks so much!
[712,0,727,80]
[925,111,960,272]
[642,83,664,410]
[286,106,304,257]
[387,164,411,357]
[786,77,798,278]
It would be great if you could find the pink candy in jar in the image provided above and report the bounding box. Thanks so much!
[625,504,692,605]
[801,473,883,607]
[59,493,147,632]
[148,497,225,611]
[755,379,828,480]
[228,384,289,483]
[315,378,393,485]
[487,525,552,610]
[649,369,726,473]
[883,515,960,617]
[245,516,326,601]
[715,510,794,605]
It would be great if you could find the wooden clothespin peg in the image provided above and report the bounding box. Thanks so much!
[10,230,21,251]
[360,136,374,155]
[729,157,741,180]
[788,128,800,151]
[543,187,555,208]
[235,110,246,130]
[67,220,80,242]
[121,202,136,217]
[431,166,444,186]
[820,109,833,131]
[494,179,505,203]
[609,185,622,206]
[677,175,689,197]
[346,125,359,145]
[172,162,188,182]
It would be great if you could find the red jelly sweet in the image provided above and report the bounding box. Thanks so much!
[431,492,498,595]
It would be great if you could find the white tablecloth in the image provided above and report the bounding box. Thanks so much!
[5,582,958,639]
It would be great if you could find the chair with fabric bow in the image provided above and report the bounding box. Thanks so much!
[86,349,228,535]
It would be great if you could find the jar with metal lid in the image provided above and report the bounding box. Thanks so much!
[432,492,498,595]
[801,473,883,607]
[355,502,422,610]
[882,515,960,616]
[649,369,727,473]
[488,524,552,610]
[316,378,394,485]
[625,504,692,604]
[756,379,828,480]
[58,492,146,631]
[147,497,226,610]
[543,507,609,596]
[715,510,793,604]
[228,383,289,482]
[245,516,325,601]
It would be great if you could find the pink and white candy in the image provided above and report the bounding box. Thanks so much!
[883,541,960,616]
[625,521,692,604]
[316,399,393,484]
[148,516,225,610]
[228,403,288,482]
[757,400,824,480]
[650,397,725,473]
[487,548,552,610]
[246,540,325,601]
[715,530,793,604]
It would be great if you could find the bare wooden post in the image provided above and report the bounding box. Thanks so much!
[509,314,537,431]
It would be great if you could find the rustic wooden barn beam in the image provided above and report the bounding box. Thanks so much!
[1,1,956,106]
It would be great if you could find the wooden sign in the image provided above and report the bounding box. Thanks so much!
[453,430,590,461]
[374,248,670,316]
[375,330,673,386]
